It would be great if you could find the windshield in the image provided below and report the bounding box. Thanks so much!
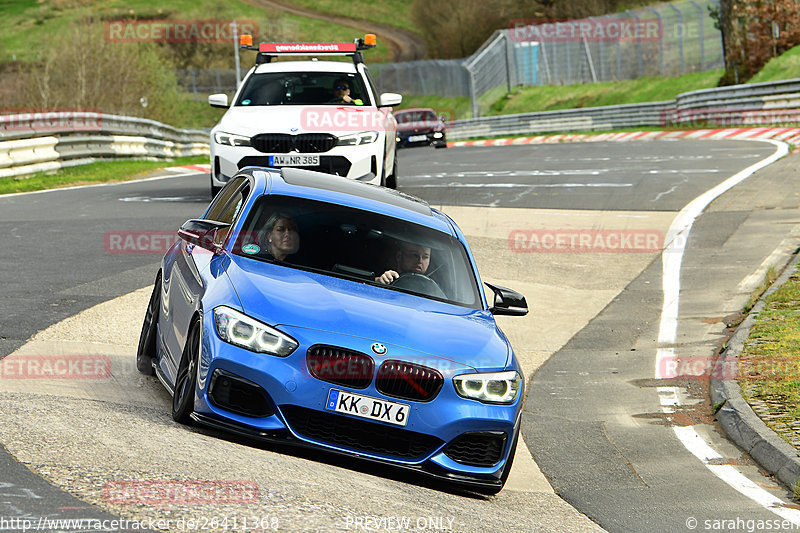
[232,195,482,308]
[395,110,437,123]
[236,72,371,106]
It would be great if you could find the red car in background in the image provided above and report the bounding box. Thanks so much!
[394,108,447,149]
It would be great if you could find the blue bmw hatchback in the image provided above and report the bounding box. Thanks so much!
[137,167,528,494]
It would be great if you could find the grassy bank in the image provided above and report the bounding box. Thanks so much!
[739,265,800,449]
[491,71,724,115]
[0,156,207,195]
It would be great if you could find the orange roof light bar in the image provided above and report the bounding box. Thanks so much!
[364,34,377,47]
[240,34,253,47]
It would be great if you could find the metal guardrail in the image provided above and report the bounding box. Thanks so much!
[0,113,209,179]
[448,79,800,140]
[4,77,800,177]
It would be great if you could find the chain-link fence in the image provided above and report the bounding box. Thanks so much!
[372,0,723,117]
[176,69,238,99]
[177,0,723,118]
[525,0,723,85]
[370,60,469,98]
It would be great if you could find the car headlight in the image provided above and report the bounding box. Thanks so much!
[337,131,379,146]
[453,370,521,404]
[433,132,444,138]
[213,131,251,147]
[213,306,297,357]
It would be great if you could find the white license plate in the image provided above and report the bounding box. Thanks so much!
[269,154,320,166]
[326,389,410,427]
[408,135,428,142]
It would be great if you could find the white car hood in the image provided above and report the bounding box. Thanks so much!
[217,106,394,137]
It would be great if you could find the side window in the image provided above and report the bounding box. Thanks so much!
[205,177,246,220]
[206,181,251,246]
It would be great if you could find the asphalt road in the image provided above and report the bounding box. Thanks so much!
[0,139,798,532]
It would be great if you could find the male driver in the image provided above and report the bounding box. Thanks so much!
[375,241,431,284]
[329,77,363,105]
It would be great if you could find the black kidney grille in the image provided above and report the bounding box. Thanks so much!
[444,432,507,467]
[307,345,374,389]
[251,133,337,153]
[375,360,443,402]
[280,405,443,460]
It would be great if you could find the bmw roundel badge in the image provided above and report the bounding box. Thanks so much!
[371,343,387,355]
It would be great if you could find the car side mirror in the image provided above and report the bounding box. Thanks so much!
[379,92,402,107]
[208,94,230,109]
[439,115,447,123]
[485,282,528,316]
[178,219,231,253]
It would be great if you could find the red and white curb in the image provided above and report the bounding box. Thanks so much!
[449,128,800,151]
[166,163,211,173]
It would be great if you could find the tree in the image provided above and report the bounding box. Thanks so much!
[715,0,800,85]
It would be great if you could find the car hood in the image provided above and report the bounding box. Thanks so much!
[217,106,394,137]
[224,256,510,370]
[396,121,442,133]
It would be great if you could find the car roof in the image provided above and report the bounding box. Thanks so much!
[253,60,359,75]
[244,167,456,235]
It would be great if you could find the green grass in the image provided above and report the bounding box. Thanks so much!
[0,0,387,63]
[749,45,800,83]
[172,93,228,129]
[0,156,207,195]
[491,70,725,115]
[739,265,800,448]
[279,0,417,34]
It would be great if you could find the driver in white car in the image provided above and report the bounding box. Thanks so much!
[375,241,431,284]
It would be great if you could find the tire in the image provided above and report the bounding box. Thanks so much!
[136,274,161,376]
[385,151,398,189]
[172,318,200,424]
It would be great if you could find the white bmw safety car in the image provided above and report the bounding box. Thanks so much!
[208,35,402,197]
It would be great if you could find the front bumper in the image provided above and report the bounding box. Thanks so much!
[211,141,384,187]
[397,131,446,148]
[193,322,523,488]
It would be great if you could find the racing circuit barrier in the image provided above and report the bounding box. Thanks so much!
[447,78,800,140]
[0,112,208,179]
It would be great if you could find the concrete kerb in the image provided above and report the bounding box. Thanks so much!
[710,252,800,491]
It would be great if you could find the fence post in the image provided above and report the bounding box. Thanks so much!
[191,69,198,101]
[690,0,705,70]
[647,7,665,76]
[466,63,479,118]
[582,35,598,83]
[668,3,685,75]
[627,11,644,78]
[504,33,512,92]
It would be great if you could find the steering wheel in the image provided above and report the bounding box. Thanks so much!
[391,272,446,299]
